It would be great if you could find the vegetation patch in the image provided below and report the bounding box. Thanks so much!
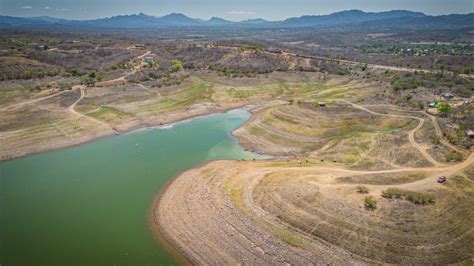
[356,185,369,194]
[364,196,377,210]
[382,188,435,205]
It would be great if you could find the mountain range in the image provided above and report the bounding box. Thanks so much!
[1,10,473,30]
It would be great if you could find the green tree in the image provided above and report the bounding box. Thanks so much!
[170,60,183,72]
[437,102,451,115]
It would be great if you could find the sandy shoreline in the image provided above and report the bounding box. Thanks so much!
[150,160,223,265]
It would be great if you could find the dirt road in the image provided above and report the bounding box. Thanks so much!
[155,100,473,264]
[67,86,118,134]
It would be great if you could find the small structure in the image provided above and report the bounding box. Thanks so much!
[466,129,474,138]
[36,45,48,51]
[428,101,438,108]
[144,56,155,63]
[134,44,146,49]
[441,93,454,100]
[318,102,326,107]
[267,47,283,54]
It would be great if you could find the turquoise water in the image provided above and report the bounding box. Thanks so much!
[0,110,259,265]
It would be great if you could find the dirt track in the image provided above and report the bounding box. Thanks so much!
[155,101,474,264]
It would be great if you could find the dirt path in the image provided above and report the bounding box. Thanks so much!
[341,100,444,167]
[67,87,118,133]
[155,100,473,264]
[284,52,474,79]
[1,88,76,111]
[428,114,466,154]
[136,83,161,96]
[95,50,151,87]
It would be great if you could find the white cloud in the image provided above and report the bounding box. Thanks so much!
[44,6,52,10]
[228,10,256,15]
[21,6,33,9]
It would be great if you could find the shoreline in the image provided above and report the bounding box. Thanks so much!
[0,103,255,163]
[150,108,276,264]
[149,159,222,265]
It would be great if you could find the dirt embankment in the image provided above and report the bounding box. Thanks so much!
[155,101,474,264]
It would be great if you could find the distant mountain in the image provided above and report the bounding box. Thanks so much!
[0,10,472,30]
[158,13,201,26]
[205,17,233,26]
[283,9,426,27]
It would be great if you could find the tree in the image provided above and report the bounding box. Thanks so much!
[437,102,451,115]
[170,60,183,72]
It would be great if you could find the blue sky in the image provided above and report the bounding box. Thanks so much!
[1,0,472,20]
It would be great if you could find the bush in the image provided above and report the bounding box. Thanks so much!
[356,186,369,194]
[382,187,404,198]
[364,196,377,210]
[170,60,183,72]
[445,151,463,162]
[381,188,435,205]
[437,102,451,115]
[404,191,435,205]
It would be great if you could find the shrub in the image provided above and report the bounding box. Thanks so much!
[445,151,463,162]
[364,196,377,210]
[170,60,183,72]
[437,102,451,115]
[381,188,435,205]
[382,187,404,198]
[356,186,369,194]
[404,191,435,205]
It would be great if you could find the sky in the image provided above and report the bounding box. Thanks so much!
[0,0,473,20]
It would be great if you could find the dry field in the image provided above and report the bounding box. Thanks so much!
[0,49,368,160]
[156,88,474,264]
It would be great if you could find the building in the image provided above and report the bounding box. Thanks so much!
[36,45,48,51]
[466,129,474,138]
[268,47,283,54]
[318,102,326,107]
[441,93,454,100]
[144,56,155,63]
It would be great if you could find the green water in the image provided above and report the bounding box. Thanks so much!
[0,109,260,266]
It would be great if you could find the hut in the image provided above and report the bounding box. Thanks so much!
[268,47,283,54]
[466,129,474,138]
[441,93,454,100]
[144,56,155,63]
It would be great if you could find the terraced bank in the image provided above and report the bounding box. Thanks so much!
[155,100,474,264]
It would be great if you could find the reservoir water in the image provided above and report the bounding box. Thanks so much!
[0,109,259,265]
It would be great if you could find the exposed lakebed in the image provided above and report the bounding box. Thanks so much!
[1,109,261,265]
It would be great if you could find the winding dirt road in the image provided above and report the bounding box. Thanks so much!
[341,100,444,167]
[155,100,473,264]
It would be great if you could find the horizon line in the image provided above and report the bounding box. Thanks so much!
[1,9,473,22]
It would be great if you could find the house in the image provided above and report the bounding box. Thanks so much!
[36,45,48,51]
[466,129,474,138]
[440,93,454,100]
[428,101,438,108]
[268,47,283,54]
[144,56,155,63]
